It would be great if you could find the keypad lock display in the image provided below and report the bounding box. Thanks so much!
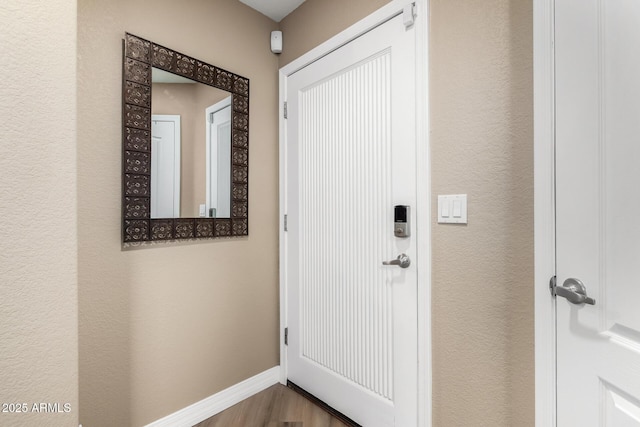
[394,205,410,238]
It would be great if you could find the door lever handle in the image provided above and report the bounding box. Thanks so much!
[555,278,596,305]
[382,253,410,269]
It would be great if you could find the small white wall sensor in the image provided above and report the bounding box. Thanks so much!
[271,31,283,54]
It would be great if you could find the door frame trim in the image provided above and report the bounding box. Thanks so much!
[533,0,557,425]
[278,1,431,426]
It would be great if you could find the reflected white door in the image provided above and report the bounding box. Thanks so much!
[284,12,417,427]
[151,115,181,218]
[556,0,640,424]
[206,98,231,218]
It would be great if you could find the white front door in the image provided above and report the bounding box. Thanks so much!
[283,11,417,427]
[555,0,640,423]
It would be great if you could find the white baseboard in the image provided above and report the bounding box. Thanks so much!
[145,366,281,427]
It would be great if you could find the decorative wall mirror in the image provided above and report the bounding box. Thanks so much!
[122,33,249,242]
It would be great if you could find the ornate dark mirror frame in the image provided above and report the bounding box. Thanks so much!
[122,33,249,242]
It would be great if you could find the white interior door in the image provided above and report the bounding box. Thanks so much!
[556,0,640,424]
[284,12,417,427]
[151,115,181,218]
[206,98,231,218]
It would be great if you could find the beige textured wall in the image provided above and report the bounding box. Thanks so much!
[0,1,79,426]
[430,0,534,425]
[280,0,534,425]
[77,0,280,425]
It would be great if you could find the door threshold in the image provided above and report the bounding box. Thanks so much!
[287,381,362,427]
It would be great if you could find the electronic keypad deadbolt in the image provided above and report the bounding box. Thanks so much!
[394,205,410,238]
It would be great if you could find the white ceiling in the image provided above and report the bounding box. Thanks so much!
[239,0,306,22]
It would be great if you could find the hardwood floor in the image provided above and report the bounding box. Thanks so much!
[194,384,352,427]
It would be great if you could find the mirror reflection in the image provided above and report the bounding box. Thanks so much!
[151,68,231,218]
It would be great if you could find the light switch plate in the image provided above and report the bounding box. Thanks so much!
[437,194,467,224]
